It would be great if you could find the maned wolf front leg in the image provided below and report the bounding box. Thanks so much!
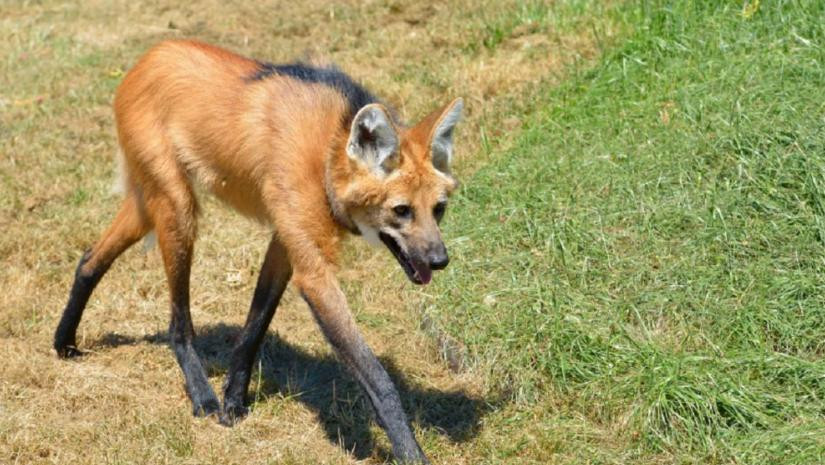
[298,271,429,464]
[221,235,292,425]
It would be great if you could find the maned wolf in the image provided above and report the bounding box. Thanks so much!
[54,40,463,464]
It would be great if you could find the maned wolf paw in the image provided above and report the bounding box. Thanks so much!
[192,397,221,418]
[219,399,249,426]
[55,345,84,359]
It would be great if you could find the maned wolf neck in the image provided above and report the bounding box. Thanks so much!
[246,59,391,235]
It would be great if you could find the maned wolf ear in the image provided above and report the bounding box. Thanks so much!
[347,104,400,177]
[429,98,463,173]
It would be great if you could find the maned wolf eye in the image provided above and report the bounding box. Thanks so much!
[433,202,447,222]
[393,205,412,218]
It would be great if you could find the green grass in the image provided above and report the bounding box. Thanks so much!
[429,1,825,462]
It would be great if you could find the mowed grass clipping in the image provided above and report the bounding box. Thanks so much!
[428,1,825,463]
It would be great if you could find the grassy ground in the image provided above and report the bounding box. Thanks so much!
[428,0,825,463]
[0,1,616,464]
[3,0,823,464]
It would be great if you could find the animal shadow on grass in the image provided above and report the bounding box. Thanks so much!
[96,324,491,460]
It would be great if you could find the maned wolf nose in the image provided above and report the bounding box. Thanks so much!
[428,244,450,270]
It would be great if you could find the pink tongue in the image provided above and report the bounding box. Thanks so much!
[413,261,432,284]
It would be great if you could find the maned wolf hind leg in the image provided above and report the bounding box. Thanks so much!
[221,235,292,425]
[149,191,221,417]
[54,191,150,358]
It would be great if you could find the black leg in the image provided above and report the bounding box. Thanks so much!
[54,250,109,358]
[299,280,429,464]
[54,194,148,358]
[221,236,292,425]
[169,298,221,417]
[153,196,220,418]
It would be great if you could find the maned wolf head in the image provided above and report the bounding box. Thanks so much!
[331,98,463,285]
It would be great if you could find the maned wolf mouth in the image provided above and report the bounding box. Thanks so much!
[53,40,463,464]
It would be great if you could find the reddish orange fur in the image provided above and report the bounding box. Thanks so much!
[108,39,458,283]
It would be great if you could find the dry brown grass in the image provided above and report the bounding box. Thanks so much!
[0,1,616,463]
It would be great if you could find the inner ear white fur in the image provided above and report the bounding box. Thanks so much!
[346,104,399,177]
[431,98,463,173]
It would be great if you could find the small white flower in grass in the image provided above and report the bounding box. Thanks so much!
[225,270,242,286]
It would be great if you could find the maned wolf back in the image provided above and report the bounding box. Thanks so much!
[248,61,378,118]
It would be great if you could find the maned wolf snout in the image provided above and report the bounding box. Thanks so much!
[54,40,463,464]
[427,242,449,270]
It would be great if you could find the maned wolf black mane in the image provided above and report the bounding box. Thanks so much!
[250,61,378,117]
